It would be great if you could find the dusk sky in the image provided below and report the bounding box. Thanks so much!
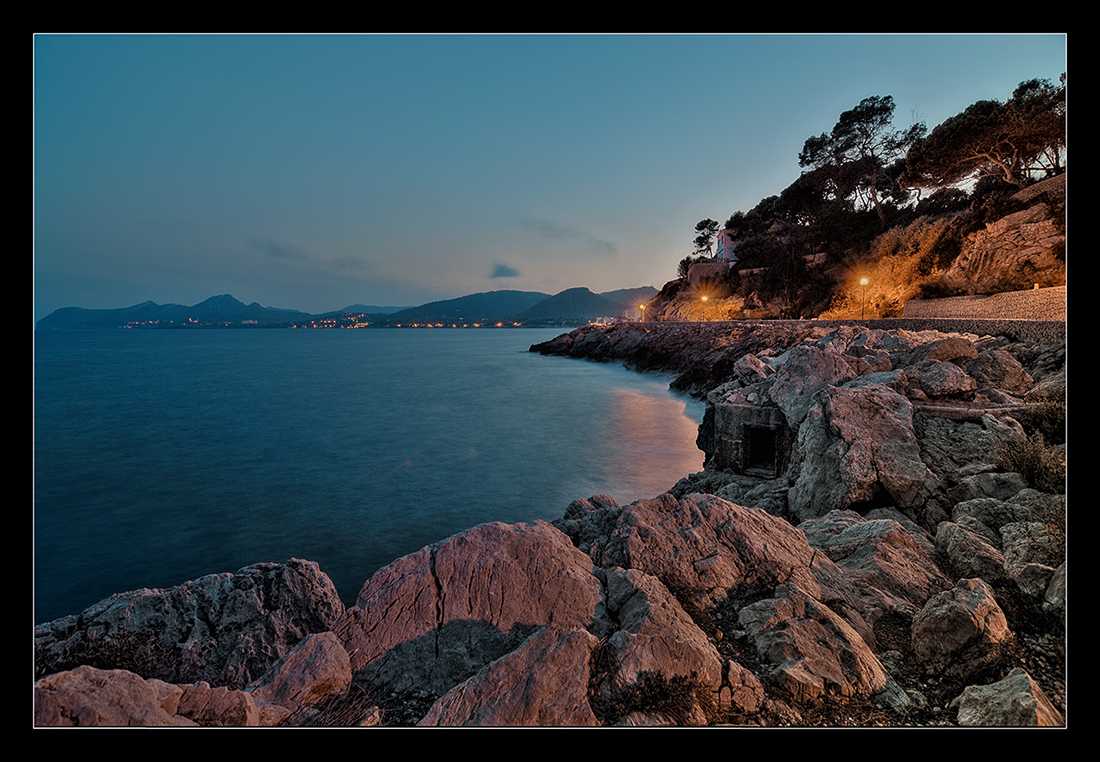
[33,34,1066,323]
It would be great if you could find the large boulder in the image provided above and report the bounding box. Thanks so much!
[558,492,861,621]
[907,360,977,399]
[417,626,602,727]
[33,665,264,727]
[34,559,346,690]
[911,578,1013,681]
[767,345,863,427]
[595,567,724,724]
[891,336,979,369]
[175,681,260,727]
[334,520,607,698]
[557,492,902,705]
[787,384,940,521]
[737,585,889,702]
[246,631,353,724]
[34,665,196,727]
[798,510,950,627]
[966,348,1034,394]
[952,668,1064,727]
[934,521,1008,583]
[1000,521,1062,599]
[915,414,1017,488]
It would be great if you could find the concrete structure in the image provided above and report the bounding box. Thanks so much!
[687,261,733,290]
[711,403,793,478]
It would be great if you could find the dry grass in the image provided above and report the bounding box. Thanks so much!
[818,215,962,319]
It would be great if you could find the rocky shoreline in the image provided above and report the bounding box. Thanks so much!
[34,321,1066,727]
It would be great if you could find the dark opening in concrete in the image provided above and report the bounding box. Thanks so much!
[744,425,779,478]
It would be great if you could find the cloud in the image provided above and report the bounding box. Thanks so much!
[331,255,374,271]
[248,237,308,260]
[519,219,617,255]
[490,263,521,278]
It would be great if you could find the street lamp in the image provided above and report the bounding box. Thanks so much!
[860,278,869,319]
[638,303,646,322]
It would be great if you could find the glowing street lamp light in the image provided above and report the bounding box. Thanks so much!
[638,303,647,322]
[860,278,869,319]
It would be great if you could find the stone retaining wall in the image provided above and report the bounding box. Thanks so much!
[645,317,1065,345]
[902,286,1065,322]
[806,317,1065,345]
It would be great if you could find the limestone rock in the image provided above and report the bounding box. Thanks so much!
[892,335,978,368]
[911,578,1012,680]
[788,384,939,521]
[947,471,1029,504]
[566,492,858,620]
[554,493,625,565]
[943,202,1066,294]
[246,631,352,718]
[934,521,1007,583]
[737,585,888,701]
[34,559,346,690]
[915,415,1003,487]
[1042,561,1066,617]
[799,510,950,625]
[768,345,861,427]
[732,352,775,384]
[907,359,977,399]
[176,681,260,727]
[966,348,1034,394]
[34,665,196,727]
[1000,521,1062,599]
[951,497,1021,532]
[721,660,766,715]
[418,627,601,727]
[334,520,606,698]
[953,668,1064,726]
[597,567,723,724]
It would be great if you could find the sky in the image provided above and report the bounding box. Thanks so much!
[33,33,1067,322]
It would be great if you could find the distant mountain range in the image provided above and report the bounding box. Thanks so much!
[35,287,659,330]
[34,294,315,330]
[385,290,551,323]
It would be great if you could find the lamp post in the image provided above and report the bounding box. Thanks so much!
[638,303,646,322]
[860,278,868,319]
[700,295,708,322]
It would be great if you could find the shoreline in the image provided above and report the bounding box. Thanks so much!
[36,319,1066,726]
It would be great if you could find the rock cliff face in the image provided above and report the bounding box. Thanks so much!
[34,322,1065,727]
[942,202,1065,294]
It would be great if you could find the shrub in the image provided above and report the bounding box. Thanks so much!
[996,431,1065,494]
[1017,389,1066,445]
[598,671,713,726]
[816,215,965,319]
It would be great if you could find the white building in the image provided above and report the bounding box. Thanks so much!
[716,229,739,265]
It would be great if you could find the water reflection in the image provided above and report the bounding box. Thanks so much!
[605,387,704,503]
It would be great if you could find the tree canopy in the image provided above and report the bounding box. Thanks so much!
[903,76,1065,191]
[693,218,720,257]
[798,95,926,227]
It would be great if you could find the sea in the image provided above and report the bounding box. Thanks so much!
[33,327,705,623]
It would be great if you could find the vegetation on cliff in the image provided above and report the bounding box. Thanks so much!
[668,75,1065,321]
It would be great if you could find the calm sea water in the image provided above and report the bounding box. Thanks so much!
[33,328,704,622]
